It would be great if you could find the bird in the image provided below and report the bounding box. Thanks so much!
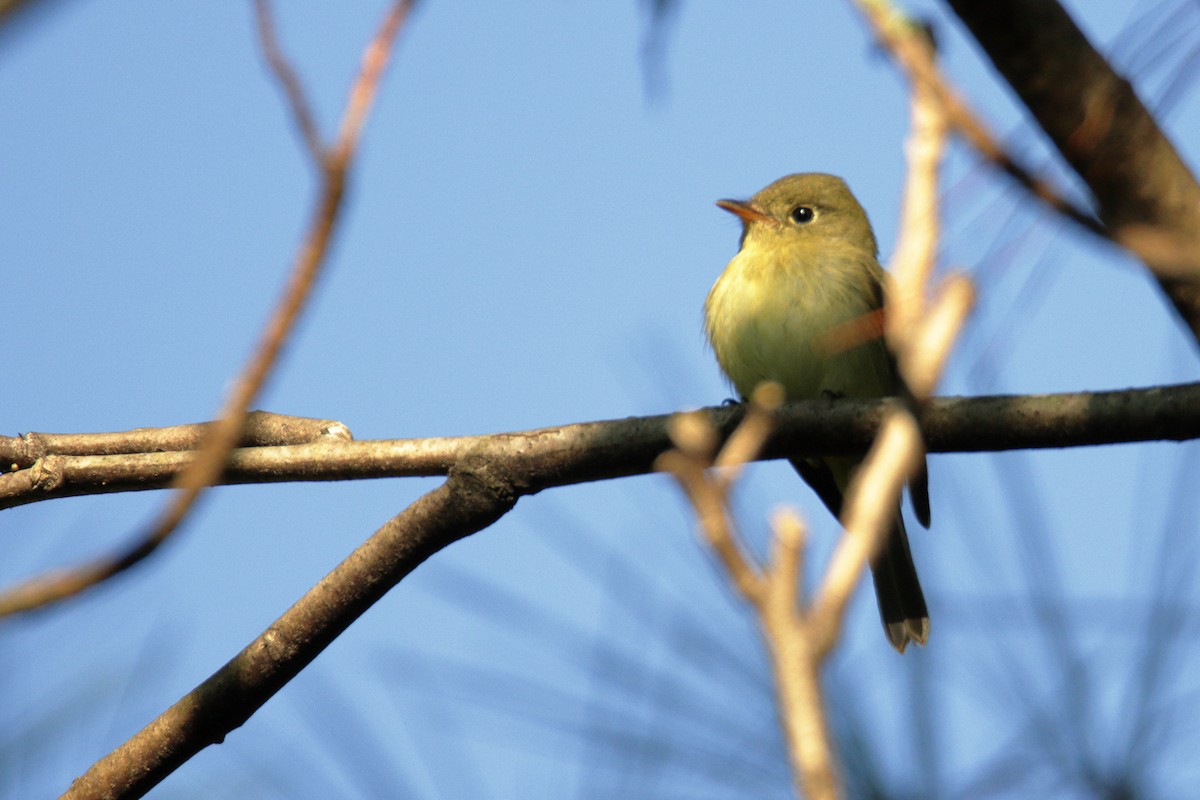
[703,172,929,652]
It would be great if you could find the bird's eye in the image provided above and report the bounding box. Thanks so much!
[790,206,815,224]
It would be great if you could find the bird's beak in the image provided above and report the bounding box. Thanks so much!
[716,198,774,225]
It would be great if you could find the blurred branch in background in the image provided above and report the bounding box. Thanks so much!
[56,4,415,798]
[0,0,411,620]
[895,0,1200,393]
[849,0,1107,239]
[658,389,843,797]
[0,0,68,41]
[335,455,1200,798]
[660,21,971,796]
[943,0,1200,341]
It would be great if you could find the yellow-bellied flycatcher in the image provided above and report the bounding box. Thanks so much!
[704,173,929,652]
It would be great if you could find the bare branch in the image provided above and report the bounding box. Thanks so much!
[330,0,413,166]
[887,19,947,351]
[906,274,976,397]
[61,461,516,800]
[762,511,837,800]
[2,383,1198,515]
[0,2,414,617]
[809,411,925,654]
[657,410,767,605]
[659,390,844,800]
[768,508,806,618]
[0,411,350,470]
[945,0,1200,341]
[804,7,963,662]
[253,0,324,163]
[850,0,1107,239]
[755,17,968,792]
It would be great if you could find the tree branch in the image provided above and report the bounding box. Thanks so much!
[850,0,1107,239]
[253,0,323,163]
[0,411,350,470]
[8,1,413,617]
[945,0,1200,341]
[3,383,1196,516]
[61,459,518,800]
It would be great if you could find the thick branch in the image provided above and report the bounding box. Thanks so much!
[853,0,1105,239]
[3,383,1197,512]
[945,0,1200,340]
[61,460,518,800]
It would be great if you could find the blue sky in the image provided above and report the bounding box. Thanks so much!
[5,1,1200,797]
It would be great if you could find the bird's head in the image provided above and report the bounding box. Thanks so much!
[717,173,878,258]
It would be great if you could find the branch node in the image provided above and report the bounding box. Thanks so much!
[30,455,65,492]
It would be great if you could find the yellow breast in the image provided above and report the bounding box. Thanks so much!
[704,245,891,401]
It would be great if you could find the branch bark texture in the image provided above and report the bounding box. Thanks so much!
[4,383,1197,513]
[945,0,1200,340]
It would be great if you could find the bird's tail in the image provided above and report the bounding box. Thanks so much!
[871,515,929,653]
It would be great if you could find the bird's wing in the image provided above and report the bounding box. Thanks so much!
[787,456,843,519]
[823,257,933,527]
[910,459,931,528]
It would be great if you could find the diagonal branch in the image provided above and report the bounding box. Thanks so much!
[943,0,1200,341]
[61,458,518,800]
[656,386,785,607]
[330,0,412,166]
[3,2,413,617]
[253,0,323,163]
[850,0,1107,238]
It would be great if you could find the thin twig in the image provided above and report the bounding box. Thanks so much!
[0,412,350,470]
[763,513,838,800]
[801,5,958,663]
[887,25,947,353]
[254,0,324,163]
[331,0,413,165]
[0,2,412,617]
[659,390,845,797]
[769,508,806,616]
[657,407,767,603]
[809,412,924,655]
[906,274,977,397]
[714,381,785,483]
